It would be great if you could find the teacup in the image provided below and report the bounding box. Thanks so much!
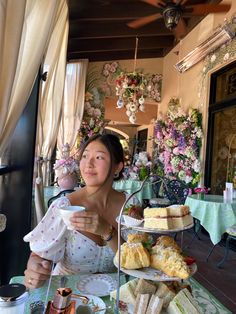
[59,205,85,230]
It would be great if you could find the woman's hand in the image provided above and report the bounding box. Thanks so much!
[24,253,53,289]
[69,210,111,237]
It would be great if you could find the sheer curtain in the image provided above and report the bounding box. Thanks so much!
[0,0,60,158]
[34,0,69,223]
[57,60,88,155]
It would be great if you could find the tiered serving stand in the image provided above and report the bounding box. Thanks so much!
[114,176,197,313]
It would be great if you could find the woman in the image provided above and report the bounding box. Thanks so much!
[24,134,139,288]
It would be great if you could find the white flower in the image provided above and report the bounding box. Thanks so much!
[193,159,201,172]
[93,108,101,117]
[210,54,216,63]
[223,53,230,61]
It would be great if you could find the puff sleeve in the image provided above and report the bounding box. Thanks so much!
[23,197,71,262]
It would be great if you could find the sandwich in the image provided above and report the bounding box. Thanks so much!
[134,278,157,297]
[146,295,163,314]
[143,205,193,230]
[133,294,150,314]
[155,282,176,308]
[167,288,203,314]
[110,278,138,305]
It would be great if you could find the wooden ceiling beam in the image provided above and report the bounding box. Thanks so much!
[67,49,164,62]
[68,36,174,52]
[69,20,172,39]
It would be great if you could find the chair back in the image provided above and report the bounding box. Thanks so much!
[164,179,189,205]
[47,189,75,208]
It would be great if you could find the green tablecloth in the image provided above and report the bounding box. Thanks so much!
[10,273,232,313]
[185,194,236,245]
[113,180,154,203]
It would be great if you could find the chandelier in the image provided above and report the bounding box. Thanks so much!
[115,38,147,124]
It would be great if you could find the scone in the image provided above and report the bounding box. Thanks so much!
[116,242,150,269]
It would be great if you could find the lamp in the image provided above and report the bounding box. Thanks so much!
[163,3,182,30]
[175,24,235,73]
[115,38,147,124]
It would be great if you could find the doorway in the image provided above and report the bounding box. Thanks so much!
[205,60,236,194]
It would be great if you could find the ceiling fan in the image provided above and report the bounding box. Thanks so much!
[127,0,231,40]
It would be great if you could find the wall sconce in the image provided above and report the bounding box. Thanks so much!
[175,25,235,73]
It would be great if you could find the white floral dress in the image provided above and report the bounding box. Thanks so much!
[24,195,139,275]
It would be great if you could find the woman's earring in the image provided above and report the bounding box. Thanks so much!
[114,172,119,178]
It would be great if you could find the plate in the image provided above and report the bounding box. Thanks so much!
[77,274,117,297]
[116,215,194,233]
[72,294,106,314]
[113,258,197,281]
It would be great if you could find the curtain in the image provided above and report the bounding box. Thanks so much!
[57,60,88,156]
[0,0,59,158]
[34,0,69,223]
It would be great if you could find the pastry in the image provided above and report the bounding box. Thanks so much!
[116,242,150,269]
[150,245,190,279]
[155,235,181,252]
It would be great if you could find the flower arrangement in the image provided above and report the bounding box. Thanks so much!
[122,151,152,180]
[153,99,203,187]
[194,186,209,194]
[78,87,106,147]
[147,74,162,102]
[115,71,147,101]
[54,156,79,176]
[53,143,79,189]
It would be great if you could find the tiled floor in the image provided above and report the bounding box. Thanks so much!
[178,228,236,313]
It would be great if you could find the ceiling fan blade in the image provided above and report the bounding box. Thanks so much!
[127,13,162,29]
[173,0,189,4]
[185,3,231,16]
[140,0,166,8]
[173,17,187,40]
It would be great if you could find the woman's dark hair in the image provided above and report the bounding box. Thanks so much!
[79,134,124,181]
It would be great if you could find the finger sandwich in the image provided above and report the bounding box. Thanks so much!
[167,288,203,314]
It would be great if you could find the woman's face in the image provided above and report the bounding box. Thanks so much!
[79,140,112,187]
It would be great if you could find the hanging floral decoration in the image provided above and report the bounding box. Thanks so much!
[100,37,162,124]
[115,71,148,124]
[153,98,203,187]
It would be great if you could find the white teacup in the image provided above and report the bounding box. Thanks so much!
[59,205,85,230]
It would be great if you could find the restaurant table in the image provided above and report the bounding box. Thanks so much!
[10,273,232,313]
[113,179,154,203]
[185,194,236,245]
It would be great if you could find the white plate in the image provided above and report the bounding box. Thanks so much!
[114,258,197,281]
[77,274,117,297]
[116,215,194,233]
[72,294,106,314]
